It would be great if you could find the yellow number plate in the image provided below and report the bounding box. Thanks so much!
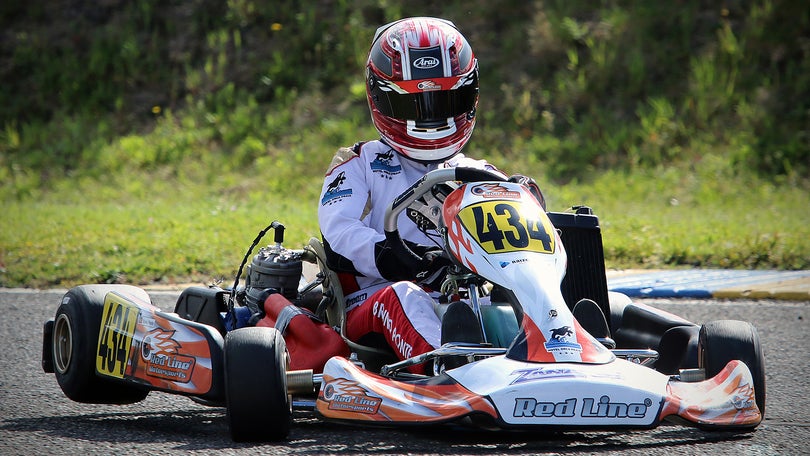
[96,294,138,378]
[458,200,555,254]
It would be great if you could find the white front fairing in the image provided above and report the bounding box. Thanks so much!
[448,355,668,426]
[442,182,613,364]
[316,352,759,429]
[443,182,567,286]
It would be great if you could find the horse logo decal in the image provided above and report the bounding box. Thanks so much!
[325,171,346,194]
[544,325,582,355]
[370,150,401,176]
[321,171,352,206]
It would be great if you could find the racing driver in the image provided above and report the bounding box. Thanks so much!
[318,17,544,374]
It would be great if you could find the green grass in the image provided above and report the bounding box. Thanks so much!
[2,162,808,289]
[2,1,809,288]
[554,167,810,270]
[0,176,322,288]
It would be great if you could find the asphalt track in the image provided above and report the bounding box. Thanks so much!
[1,286,808,455]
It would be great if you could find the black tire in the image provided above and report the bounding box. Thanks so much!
[52,285,150,404]
[225,327,291,442]
[699,320,766,418]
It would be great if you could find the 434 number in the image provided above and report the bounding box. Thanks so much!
[469,203,554,253]
[96,296,137,378]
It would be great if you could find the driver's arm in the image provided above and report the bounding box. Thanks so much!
[318,148,427,281]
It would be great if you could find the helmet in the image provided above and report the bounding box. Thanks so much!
[366,17,479,163]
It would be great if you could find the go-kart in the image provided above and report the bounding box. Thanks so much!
[41,167,765,442]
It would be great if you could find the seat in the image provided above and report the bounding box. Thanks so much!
[304,238,396,372]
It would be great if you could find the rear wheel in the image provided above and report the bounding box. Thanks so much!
[225,327,291,442]
[699,320,766,418]
[52,285,150,404]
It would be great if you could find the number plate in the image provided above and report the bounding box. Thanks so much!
[458,201,555,254]
[96,294,138,378]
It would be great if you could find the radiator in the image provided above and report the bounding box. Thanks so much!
[548,207,611,326]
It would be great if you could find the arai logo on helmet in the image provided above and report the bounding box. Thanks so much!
[413,56,440,69]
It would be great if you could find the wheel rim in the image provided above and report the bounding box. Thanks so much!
[53,313,73,374]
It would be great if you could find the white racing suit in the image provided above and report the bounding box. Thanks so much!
[318,140,502,373]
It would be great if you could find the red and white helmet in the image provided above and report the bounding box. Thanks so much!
[366,17,479,163]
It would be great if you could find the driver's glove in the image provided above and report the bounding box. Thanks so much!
[508,174,546,210]
[416,248,453,292]
[374,238,440,282]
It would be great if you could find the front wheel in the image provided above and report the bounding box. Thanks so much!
[52,285,150,404]
[225,327,291,442]
[699,320,766,418]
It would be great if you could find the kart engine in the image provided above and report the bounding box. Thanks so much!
[243,226,303,316]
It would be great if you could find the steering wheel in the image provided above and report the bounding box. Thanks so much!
[382,167,508,266]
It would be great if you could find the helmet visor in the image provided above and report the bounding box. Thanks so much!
[369,71,478,122]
